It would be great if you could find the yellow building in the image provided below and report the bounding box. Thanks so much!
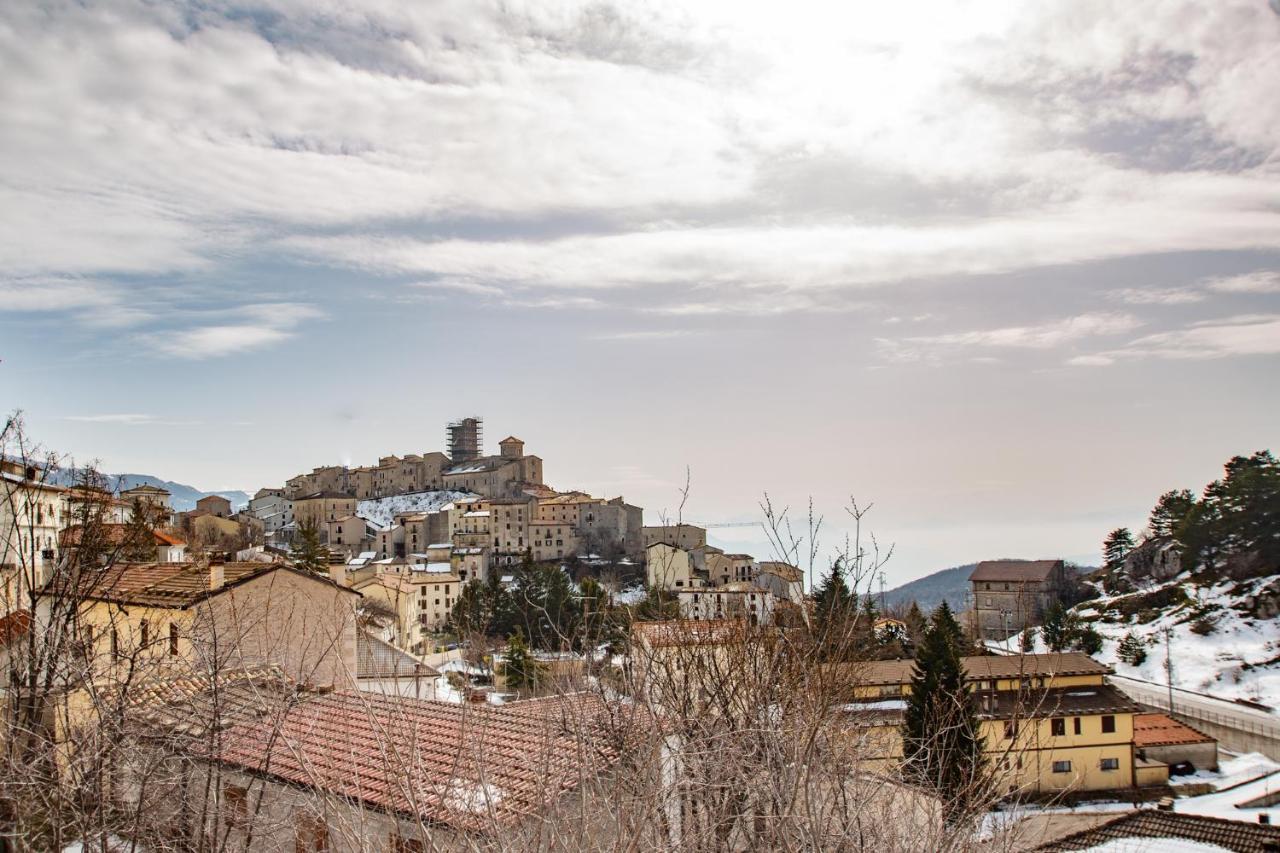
[831,652,1162,795]
[645,542,710,591]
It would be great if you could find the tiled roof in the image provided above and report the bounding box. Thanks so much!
[969,559,1064,582]
[826,652,1111,687]
[128,665,301,739]
[632,619,754,648]
[212,691,642,833]
[357,631,439,680]
[979,683,1141,720]
[60,524,185,549]
[1134,712,1216,747]
[0,609,31,648]
[1037,809,1280,852]
[44,561,355,608]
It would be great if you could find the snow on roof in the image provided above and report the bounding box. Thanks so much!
[427,542,452,549]
[424,562,452,573]
[463,510,490,518]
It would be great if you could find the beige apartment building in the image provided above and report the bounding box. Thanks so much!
[643,523,707,551]
[355,570,461,654]
[292,492,358,533]
[646,542,710,590]
[970,559,1072,639]
[530,520,578,562]
[60,560,360,688]
[285,465,349,499]
[678,583,776,624]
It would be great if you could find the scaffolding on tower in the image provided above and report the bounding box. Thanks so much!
[446,416,483,463]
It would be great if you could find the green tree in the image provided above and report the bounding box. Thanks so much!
[1041,601,1073,652]
[289,518,327,572]
[511,556,580,650]
[1072,623,1103,655]
[1103,527,1135,572]
[1117,632,1147,666]
[904,601,928,648]
[901,601,986,822]
[813,558,852,626]
[1018,626,1037,653]
[1148,489,1195,539]
[500,631,544,694]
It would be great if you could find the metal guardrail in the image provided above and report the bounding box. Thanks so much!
[1110,676,1280,740]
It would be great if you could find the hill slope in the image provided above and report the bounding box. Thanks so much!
[883,563,977,612]
[1072,571,1280,707]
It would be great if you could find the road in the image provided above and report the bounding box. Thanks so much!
[1109,673,1280,760]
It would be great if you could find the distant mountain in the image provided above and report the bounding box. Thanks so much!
[48,468,249,512]
[883,563,977,612]
[109,474,249,512]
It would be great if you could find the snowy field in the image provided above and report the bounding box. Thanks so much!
[1081,573,1280,707]
[357,490,473,529]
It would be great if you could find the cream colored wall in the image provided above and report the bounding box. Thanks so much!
[646,543,704,591]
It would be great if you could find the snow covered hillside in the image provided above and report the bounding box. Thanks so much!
[357,490,473,529]
[1073,572,1280,707]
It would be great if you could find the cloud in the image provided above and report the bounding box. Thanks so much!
[1108,287,1205,305]
[143,302,323,358]
[878,312,1142,365]
[1105,314,1280,361]
[589,329,691,341]
[1204,271,1280,294]
[64,413,158,425]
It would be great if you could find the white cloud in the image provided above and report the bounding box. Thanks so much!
[1204,271,1280,294]
[589,329,691,341]
[143,301,323,358]
[1112,314,1280,361]
[879,312,1142,364]
[64,413,158,425]
[1109,287,1205,306]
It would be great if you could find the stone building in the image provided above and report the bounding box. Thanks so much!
[969,559,1071,639]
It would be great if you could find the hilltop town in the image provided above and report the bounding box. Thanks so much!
[1,415,1278,852]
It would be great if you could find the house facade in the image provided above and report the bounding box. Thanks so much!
[969,559,1071,639]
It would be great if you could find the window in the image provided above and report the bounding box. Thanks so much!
[1003,721,1018,739]
[294,812,329,852]
[1073,717,1082,735]
[1100,757,1120,771]
[1051,718,1066,737]
[1101,715,1116,734]
[390,835,425,853]
[984,597,992,607]
[111,629,120,660]
[1051,760,1072,773]
[223,784,248,830]
[140,620,149,649]
[169,623,179,656]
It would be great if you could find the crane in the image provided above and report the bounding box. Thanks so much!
[680,521,764,529]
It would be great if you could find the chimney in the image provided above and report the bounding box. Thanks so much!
[331,563,348,588]
[210,562,224,590]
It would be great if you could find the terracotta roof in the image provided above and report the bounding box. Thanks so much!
[826,652,1111,687]
[969,559,1064,582]
[357,631,439,680]
[60,524,185,549]
[211,691,642,833]
[1036,809,1280,852]
[1134,712,1216,747]
[129,665,301,739]
[44,561,356,608]
[980,683,1141,720]
[0,609,31,648]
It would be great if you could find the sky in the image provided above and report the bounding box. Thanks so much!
[1,0,1278,586]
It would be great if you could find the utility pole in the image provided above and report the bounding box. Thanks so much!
[878,571,886,613]
[1164,626,1175,715]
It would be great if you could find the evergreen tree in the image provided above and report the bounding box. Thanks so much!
[813,558,852,626]
[511,556,580,649]
[1103,527,1135,572]
[1072,623,1103,655]
[901,602,986,822]
[904,601,927,648]
[932,600,968,655]
[1041,600,1071,652]
[500,631,544,694]
[1018,626,1037,653]
[1148,489,1195,539]
[1117,632,1147,666]
[289,518,328,572]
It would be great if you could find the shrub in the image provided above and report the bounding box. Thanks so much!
[1117,632,1147,666]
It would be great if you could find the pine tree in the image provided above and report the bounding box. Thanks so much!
[1148,489,1195,539]
[932,600,968,655]
[1041,601,1071,652]
[1103,527,1135,572]
[1117,632,1147,666]
[1072,623,1103,655]
[1019,626,1037,653]
[813,558,852,625]
[904,601,927,648]
[501,631,544,694]
[901,601,986,822]
[289,518,328,572]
